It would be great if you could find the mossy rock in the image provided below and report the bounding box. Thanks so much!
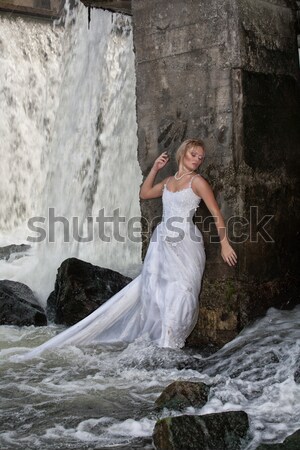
[155,380,210,411]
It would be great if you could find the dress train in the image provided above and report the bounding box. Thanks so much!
[16,177,206,359]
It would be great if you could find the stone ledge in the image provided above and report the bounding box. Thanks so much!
[80,0,131,15]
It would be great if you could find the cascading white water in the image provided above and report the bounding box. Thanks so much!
[0,13,63,233]
[0,3,142,305]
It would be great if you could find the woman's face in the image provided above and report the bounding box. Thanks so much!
[182,146,205,171]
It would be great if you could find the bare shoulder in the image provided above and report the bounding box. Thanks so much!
[193,174,211,189]
[192,174,213,197]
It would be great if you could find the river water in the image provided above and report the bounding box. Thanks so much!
[1,306,299,449]
[0,2,299,450]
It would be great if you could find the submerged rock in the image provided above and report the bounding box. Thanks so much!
[46,290,57,323]
[0,280,46,326]
[0,243,31,261]
[155,380,210,411]
[47,257,132,325]
[153,410,249,450]
[293,366,300,384]
[256,429,300,449]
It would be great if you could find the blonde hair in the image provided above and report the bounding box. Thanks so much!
[175,139,205,167]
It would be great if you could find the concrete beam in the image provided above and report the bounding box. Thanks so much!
[0,0,64,19]
[80,0,131,15]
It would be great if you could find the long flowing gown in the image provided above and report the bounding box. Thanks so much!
[18,176,206,359]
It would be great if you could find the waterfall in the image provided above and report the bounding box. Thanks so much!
[0,3,142,305]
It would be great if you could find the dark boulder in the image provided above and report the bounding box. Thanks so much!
[155,380,210,411]
[46,257,132,325]
[153,410,249,450]
[0,280,46,326]
[256,429,300,449]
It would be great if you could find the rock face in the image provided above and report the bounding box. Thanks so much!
[155,381,210,411]
[47,257,132,325]
[256,429,300,449]
[153,410,249,450]
[132,0,300,348]
[0,280,46,326]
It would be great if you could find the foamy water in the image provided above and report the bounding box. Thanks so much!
[1,306,299,449]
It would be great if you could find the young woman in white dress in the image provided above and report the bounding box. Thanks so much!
[15,139,237,359]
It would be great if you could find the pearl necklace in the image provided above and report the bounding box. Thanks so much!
[174,170,194,181]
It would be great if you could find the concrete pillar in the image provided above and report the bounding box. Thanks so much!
[132,0,300,348]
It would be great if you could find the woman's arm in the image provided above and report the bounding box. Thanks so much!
[140,152,169,200]
[193,176,237,267]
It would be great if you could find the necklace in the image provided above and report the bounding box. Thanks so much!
[174,170,194,181]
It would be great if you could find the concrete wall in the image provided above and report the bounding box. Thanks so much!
[132,0,300,348]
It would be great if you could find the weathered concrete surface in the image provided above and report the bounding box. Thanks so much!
[132,0,300,348]
[0,0,63,19]
[80,0,131,15]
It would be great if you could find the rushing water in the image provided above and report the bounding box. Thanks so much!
[0,2,142,305]
[0,306,299,449]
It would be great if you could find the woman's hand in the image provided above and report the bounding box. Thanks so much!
[152,151,169,172]
[140,152,170,200]
[221,240,237,267]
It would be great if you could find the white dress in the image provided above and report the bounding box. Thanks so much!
[19,176,206,359]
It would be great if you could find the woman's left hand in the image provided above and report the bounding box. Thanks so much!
[221,241,237,267]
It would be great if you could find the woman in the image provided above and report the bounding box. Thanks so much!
[140,139,236,267]
[137,138,237,348]
[15,139,236,359]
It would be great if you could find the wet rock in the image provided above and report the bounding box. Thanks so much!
[294,367,300,384]
[153,410,249,450]
[47,257,132,325]
[0,280,46,326]
[256,429,300,449]
[0,244,31,261]
[46,290,56,323]
[155,380,210,411]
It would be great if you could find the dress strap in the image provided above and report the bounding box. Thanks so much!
[189,174,200,187]
[164,176,172,188]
